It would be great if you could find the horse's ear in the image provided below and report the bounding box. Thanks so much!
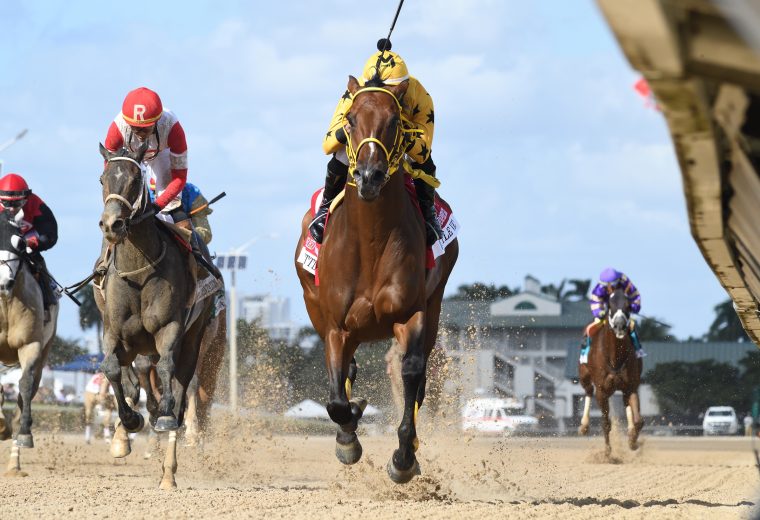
[387,79,409,100]
[135,141,149,164]
[99,143,114,162]
[347,75,361,95]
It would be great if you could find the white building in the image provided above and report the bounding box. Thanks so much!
[438,275,664,428]
[239,294,299,342]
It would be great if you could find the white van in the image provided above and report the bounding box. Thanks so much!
[702,406,739,435]
[462,397,539,434]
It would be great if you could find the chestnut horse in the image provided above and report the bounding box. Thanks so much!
[295,76,459,483]
[578,288,644,455]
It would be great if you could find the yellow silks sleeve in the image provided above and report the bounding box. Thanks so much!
[322,90,354,155]
[402,77,435,164]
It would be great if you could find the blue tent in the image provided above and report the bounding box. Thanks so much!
[52,352,104,373]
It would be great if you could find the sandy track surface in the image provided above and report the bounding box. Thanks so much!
[1,429,758,519]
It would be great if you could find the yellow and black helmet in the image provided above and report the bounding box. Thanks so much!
[361,39,409,85]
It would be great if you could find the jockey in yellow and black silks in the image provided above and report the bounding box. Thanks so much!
[309,39,442,246]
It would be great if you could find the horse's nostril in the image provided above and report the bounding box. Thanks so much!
[112,219,125,231]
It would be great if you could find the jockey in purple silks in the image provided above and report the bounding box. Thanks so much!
[580,267,645,363]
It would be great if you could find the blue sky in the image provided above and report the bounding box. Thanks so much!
[0,0,728,344]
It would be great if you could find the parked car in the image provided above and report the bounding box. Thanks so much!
[702,406,739,435]
[462,397,539,434]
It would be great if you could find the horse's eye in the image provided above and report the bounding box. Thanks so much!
[346,114,356,127]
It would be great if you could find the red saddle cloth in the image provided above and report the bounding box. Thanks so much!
[297,176,459,286]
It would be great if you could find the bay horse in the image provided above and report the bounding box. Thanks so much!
[97,143,221,489]
[578,288,644,456]
[295,76,459,483]
[0,208,59,476]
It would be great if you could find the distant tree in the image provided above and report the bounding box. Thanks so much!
[706,299,749,342]
[636,316,676,342]
[78,284,102,351]
[446,283,516,302]
[47,336,87,367]
[645,360,743,423]
[561,279,591,301]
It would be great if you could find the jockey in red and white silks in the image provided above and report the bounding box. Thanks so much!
[104,87,188,215]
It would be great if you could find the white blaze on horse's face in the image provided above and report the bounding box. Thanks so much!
[609,309,629,339]
[0,250,21,297]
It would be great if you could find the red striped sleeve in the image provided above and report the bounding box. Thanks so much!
[104,121,124,152]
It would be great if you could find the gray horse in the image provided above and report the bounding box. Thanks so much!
[0,208,58,476]
[97,143,222,489]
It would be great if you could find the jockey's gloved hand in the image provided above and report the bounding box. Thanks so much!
[22,231,40,250]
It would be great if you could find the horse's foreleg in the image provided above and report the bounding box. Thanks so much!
[597,393,612,457]
[83,392,94,443]
[102,346,144,459]
[154,323,183,432]
[14,341,43,449]
[625,392,644,450]
[388,311,425,484]
[324,329,363,465]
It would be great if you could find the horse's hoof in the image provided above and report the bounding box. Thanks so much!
[628,438,640,451]
[159,478,177,490]
[335,436,363,465]
[3,469,28,478]
[122,413,145,434]
[15,434,33,448]
[110,437,131,458]
[350,397,368,413]
[578,424,589,436]
[154,416,178,432]
[0,429,12,442]
[386,457,421,484]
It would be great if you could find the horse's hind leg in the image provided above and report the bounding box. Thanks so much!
[324,330,363,465]
[388,310,426,484]
[0,383,9,441]
[14,341,43,449]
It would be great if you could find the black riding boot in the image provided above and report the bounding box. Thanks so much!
[414,179,442,247]
[30,255,56,318]
[191,231,222,280]
[308,155,348,244]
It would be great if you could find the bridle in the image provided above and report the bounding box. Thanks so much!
[103,156,149,227]
[102,155,165,278]
[344,87,422,187]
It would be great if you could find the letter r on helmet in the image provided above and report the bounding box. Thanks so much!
[134,105,146,121]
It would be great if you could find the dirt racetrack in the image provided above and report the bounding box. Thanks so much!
[1,427,758,519]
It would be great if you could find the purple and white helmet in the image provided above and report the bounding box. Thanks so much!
[600,267,621,285]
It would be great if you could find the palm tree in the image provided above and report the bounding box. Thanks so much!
[706,299,749,342]
[78,284,103,351]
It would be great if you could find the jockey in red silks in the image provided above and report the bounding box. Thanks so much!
[102,87,220,278]
[0,173,58,315]
[580,267,645,363]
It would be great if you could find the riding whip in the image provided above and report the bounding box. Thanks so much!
[189,191,226,216]
[374,0,406,75]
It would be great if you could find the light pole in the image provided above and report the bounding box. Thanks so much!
[216,233,278,412]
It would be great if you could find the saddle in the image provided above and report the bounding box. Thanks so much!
[297,175,460,284]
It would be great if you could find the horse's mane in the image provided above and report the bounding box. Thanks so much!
[364,76,386,88]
